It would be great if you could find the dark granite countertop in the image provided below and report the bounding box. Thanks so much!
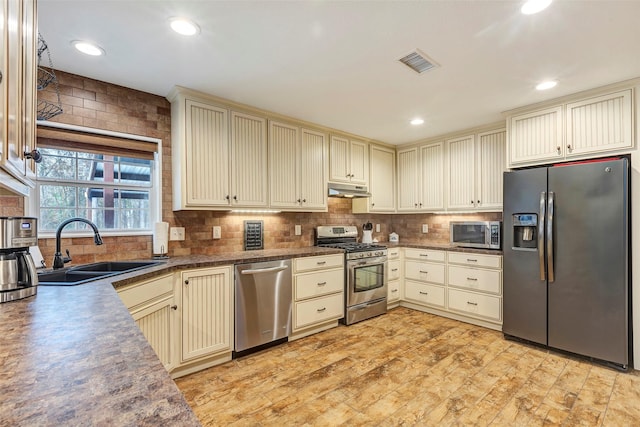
[0,246,341,426]
[385,242,503,256]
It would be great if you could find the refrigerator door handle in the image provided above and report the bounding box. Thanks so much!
[547,191,555,283]
[539,191,546,281]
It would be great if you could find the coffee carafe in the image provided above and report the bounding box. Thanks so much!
[0,217,39,303]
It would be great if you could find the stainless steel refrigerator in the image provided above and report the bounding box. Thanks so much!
[503,157,630,369]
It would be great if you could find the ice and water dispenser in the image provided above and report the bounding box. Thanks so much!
[512,214,538,250]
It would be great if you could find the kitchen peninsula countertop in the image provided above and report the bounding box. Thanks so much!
[0,246,341,426]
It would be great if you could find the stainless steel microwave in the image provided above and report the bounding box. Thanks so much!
[450,221,501,250]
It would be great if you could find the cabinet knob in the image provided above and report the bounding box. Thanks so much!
[414,203,418,208]
[0,71,2,83]
[184,279,189,285]
[371,203,375,207]
[556,146,561,154]
[477,200,480,204]
[302,199,306,203]
[470,200,474,204]
[225,195,230,201]
[24,149,42,163]
[419,203,422,207]
[297,198,301,203]
[567,144,572,151]
[233,195,238,201]
[171,305,178,310]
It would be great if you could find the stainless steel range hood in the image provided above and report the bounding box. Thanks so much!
[327,182,371,198]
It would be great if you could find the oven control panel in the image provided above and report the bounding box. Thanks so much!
[346,250,388,260]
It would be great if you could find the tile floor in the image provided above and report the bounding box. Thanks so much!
[175,307,640,426]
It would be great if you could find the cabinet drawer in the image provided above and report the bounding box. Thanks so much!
[404,260,445,285]
[447,252,502,269]
[448,289,501,322]
[388,279,401,303]
[388,260,401,281]
[404,248,446,262]
[118,274,174,309]
[294,293,344,329]
[448,265,502,295]
[294,254,344,273]
[388,247,401,259]
[295,269,344,301]
[404,281,445,308]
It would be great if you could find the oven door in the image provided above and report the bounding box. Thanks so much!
[346,256,387,307]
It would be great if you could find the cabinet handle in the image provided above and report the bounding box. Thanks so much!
[317,281,327,286]
[466,258,477,262]
[556,146,561,154]
[184,280,189,285]
[391,268,398,272]
[419,254,429,257]
[391,289,398,293]
[419,270,429,274]
[317,307,327,312]
[419,291,428,295]
[171,305,178,310]
[466,277,478,281]
[317,261,326,265]
[467,301,478,306]
[0,71,2,83]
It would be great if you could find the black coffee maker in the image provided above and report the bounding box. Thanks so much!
[0,217,39,303]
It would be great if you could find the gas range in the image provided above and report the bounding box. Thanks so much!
[315,226,387,260]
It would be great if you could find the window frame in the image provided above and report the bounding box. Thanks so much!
[29,121,162,239]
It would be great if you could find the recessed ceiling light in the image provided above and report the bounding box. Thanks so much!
[410,118,424,125]
[72,41,105,56]
[521,0,552,15]
[169,17,200,36]
[536,80,558,91]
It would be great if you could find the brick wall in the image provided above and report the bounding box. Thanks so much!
[29,70,500,265]
[0,189,24,217]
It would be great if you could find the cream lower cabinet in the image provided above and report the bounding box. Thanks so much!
[446,252,502,326]
[178,266,233,363]
[117,274,177,372]
[403,248,446,309]
[386,247,402,306]
[291,254,344,340]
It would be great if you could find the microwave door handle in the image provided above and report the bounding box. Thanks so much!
[547,191,555,283]
[539,192,546,281]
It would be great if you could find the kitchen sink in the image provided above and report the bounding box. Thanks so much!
[38,261,164,286]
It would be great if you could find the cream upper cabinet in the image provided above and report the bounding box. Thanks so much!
[476,129,506,210]
[329,135,369,185]
[397,147,419,211]
[419,142,445,211]
[269,121,327,211]
[446,129,505,211]
[230,111,268,207]
[508,106,564,166]
[565,89,633,156]
[0,0,37,194]
[508,87,634,168]
[397,142,444,212]
[353,144,395,213]
[182,100,230,207]
[446,135,475,210]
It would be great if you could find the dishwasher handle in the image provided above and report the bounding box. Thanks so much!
[240,265,289,275]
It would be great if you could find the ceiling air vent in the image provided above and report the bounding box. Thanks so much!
[398,49,439,74]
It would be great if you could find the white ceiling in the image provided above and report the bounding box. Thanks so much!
[37,0,640,145]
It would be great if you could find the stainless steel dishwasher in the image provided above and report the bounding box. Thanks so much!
[234,259,292,355]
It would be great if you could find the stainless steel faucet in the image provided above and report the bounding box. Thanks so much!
[53,218,103,269]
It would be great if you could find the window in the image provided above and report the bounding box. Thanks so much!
[34,123,161,235]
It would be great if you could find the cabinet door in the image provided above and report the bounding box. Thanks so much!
[420,142,444,211]
[447,135,475,210]
[0,0,6,164]
[397,147,419,211]
[131,295,176,371]
[509,106,564,166]
[300,128,327,210]
[20,0,36,181]
[185,100,230,206]
[349,139,369,185]
[231,111,268,206]
[269,121,300,209]
[566,89,633,157]
[476,129,505,210]
[369,145,395,212]
[181,266,233,362]
[329,135,350,183]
